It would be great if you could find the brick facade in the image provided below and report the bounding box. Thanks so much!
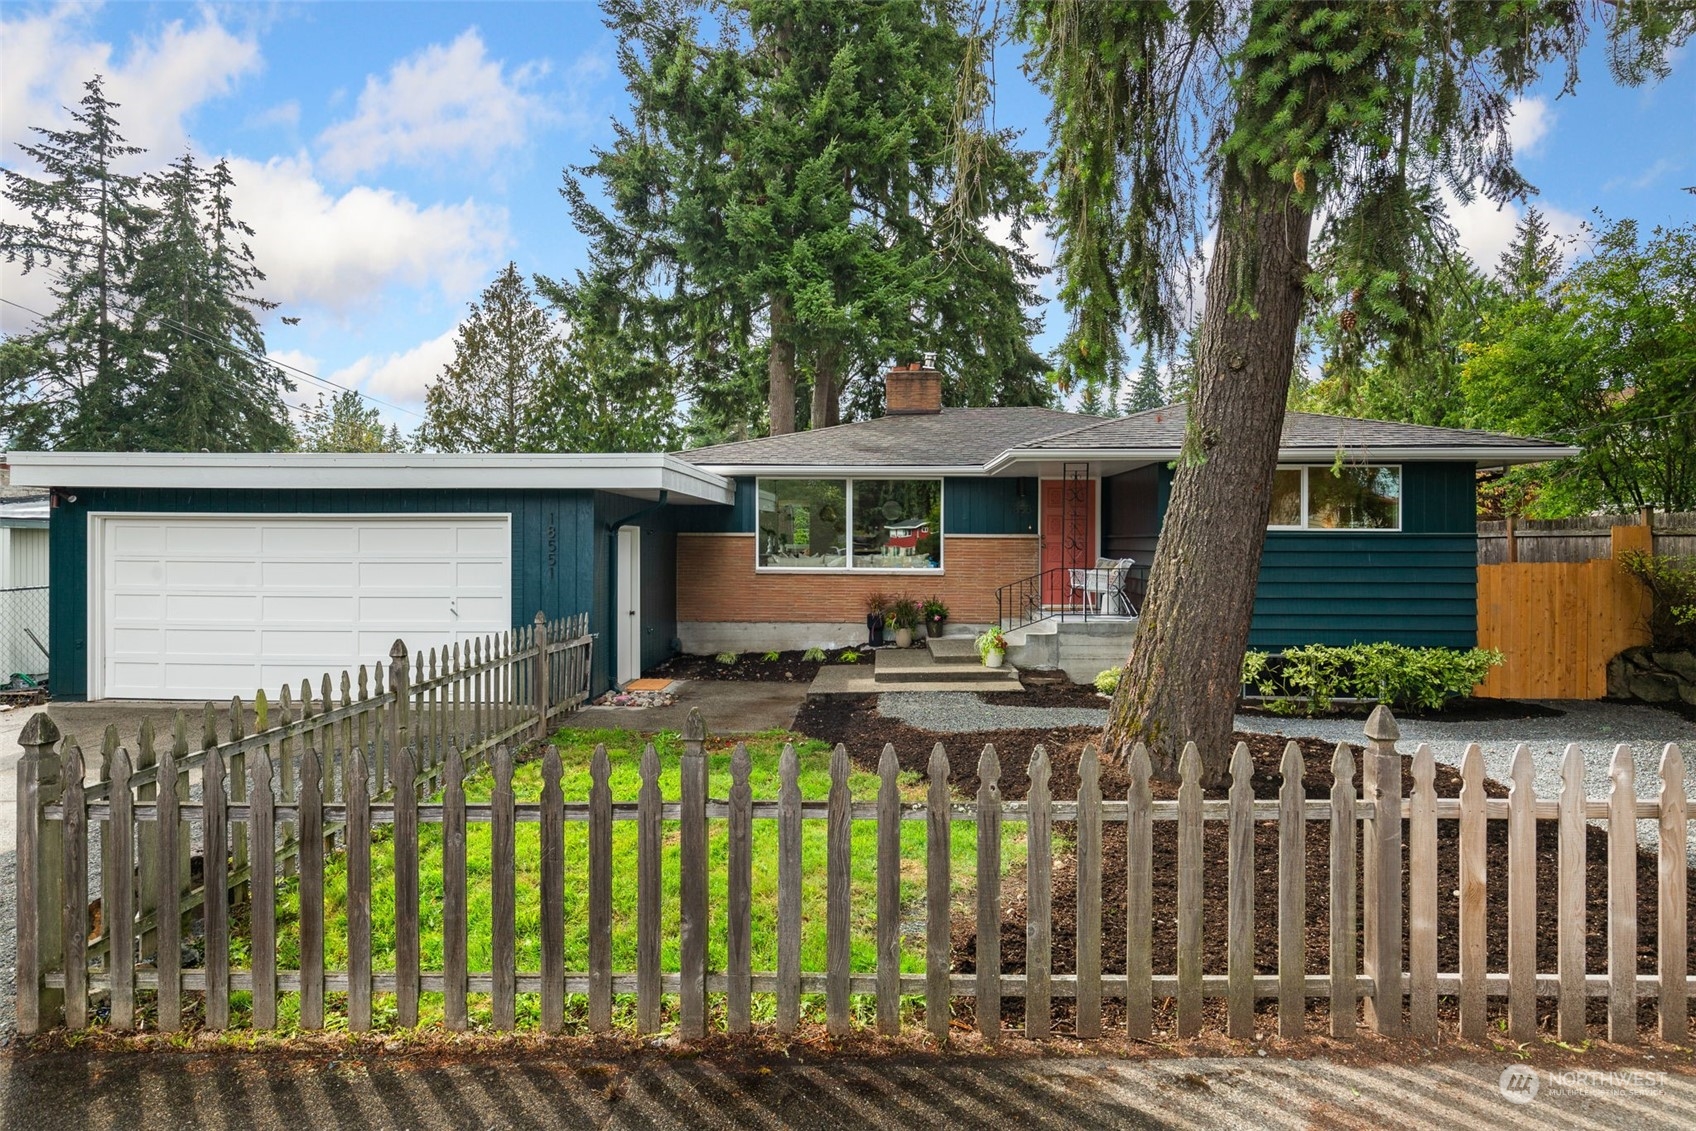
[677,533,1038,623]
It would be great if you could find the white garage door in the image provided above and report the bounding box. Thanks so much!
[95,514,511,701]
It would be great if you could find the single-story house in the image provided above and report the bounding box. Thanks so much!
[8,363,1576,702]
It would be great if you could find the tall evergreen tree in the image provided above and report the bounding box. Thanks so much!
[560,0,1051,438]
[419,263,565,453]
[296,389,405,453]
[0,75,149,449]
[125,151,293,451]
[1496,205,1565,301]
[1019,0,1692,781]
[1127,349,1164,412]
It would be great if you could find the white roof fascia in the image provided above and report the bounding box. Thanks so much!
[687,463,985,478]
[6,451,736,504]
[983,444,1579,473]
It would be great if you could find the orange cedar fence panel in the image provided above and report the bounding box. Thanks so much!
[1477,525,1653,700]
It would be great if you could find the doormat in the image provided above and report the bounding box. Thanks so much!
[624,678,673,691]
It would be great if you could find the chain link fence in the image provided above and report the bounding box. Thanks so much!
[1,584,49,688]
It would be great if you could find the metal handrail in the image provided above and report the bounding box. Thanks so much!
[994,564,1147,632]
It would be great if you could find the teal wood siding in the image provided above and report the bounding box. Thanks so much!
[593,492,679,678]
[46,487,625,701]
[673,477,754,533]
[1155,460,1477,648]
[944,477,1038,534]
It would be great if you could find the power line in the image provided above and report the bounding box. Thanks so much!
[0,295,429,421]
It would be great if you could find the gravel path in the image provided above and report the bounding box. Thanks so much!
[877,692,1696,858]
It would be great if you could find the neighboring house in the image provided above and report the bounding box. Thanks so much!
[0,486,51,682]
[10,364,1574,702]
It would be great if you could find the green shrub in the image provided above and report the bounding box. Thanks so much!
[715,651,738,665]
[802,646,827,662]
[1240,643,1504,715]
[838,649,861,663]
[1620,549,1696,651]
[762,650,782,662]
[1094,667,1121,695]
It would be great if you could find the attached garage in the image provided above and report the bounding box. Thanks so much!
[93,514,512,700]
[9,453,734,702]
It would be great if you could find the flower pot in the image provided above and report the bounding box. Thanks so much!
[983,650,1005,669]
[927,617,946,639]
[866,613,884,646]
[894,627,913,649]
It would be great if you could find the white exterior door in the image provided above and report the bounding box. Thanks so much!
[93,514,511,701]
[616,525,642,685]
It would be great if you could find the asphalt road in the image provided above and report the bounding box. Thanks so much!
[2,1047,1691,1130]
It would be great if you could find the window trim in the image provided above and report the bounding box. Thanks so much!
[754,476,946,572]
[1267,464,1403,533]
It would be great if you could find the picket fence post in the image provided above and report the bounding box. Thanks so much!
[533,610,550,737]
[15,712,64,1034]
[1361,706,1403,1036]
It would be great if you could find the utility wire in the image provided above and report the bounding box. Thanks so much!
[0,295,429,421]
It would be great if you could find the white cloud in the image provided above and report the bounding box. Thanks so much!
[330,325,459,405]
[1506,95,1554,158]
[1,5,261,164]
[316,29,548,178]
[982,213,1057,270]
[225,154,507,314]
[1444,191,1584,272]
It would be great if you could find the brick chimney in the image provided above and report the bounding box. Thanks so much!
[883,355,942,415]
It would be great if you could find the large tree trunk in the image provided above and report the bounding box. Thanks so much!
[811,342,842,429]
[768,292,797,435]
[1103,170,1313,785]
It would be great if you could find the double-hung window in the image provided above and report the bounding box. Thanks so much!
[757,478,943,569]
[1269,465,1401,530]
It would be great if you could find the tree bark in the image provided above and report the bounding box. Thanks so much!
[768,292,797,435]
[1103,169,1313,785]
[811,342,842,430]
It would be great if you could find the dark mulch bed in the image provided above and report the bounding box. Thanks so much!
[792,694,1696,1040]
[645,649,846,684]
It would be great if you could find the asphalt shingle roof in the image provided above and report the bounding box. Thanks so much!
[1015,404,1573,453]
[677,406,1105,468]
[675,403,1570,470]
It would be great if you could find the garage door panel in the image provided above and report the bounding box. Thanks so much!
[165,628,261,655]
[455,561,507,589]
[361,560,455,589]
[166,593,259,621]
[167,524,260,554]
[264,525,359,555]
[261,560,357,587]
[99,514,511,700]
[167,559,262,588]
[113,559,166,586]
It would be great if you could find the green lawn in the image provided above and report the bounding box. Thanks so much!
[255,726,1025,1031]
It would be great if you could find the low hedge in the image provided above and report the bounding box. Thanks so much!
[1094,643,1504,716]
[1242,643,1503,715]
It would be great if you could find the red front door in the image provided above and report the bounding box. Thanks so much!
[1040,478,1097,607]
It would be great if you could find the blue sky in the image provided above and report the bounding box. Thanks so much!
[2,3,1692,434]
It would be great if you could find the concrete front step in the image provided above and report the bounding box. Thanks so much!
[874,645,1011,684]
[924,634,982,664]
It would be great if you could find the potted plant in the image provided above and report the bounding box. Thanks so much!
[976,626,1008,668]
[922,596,949,638]
[885,595,922,648]
[864,592,890,646]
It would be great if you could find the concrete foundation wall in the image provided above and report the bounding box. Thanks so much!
[678,621,867,654]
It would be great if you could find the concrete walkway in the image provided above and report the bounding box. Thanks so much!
[559,679,809,736]
[2,1046,1689,1129]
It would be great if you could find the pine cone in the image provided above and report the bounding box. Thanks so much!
[1340,309,1358,332]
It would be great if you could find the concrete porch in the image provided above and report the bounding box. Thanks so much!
[807,635,1023,695]
[1005,615,1137,685]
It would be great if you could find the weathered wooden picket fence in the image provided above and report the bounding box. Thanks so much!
[13,701,1693,1045]
[14,610,593,1034]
